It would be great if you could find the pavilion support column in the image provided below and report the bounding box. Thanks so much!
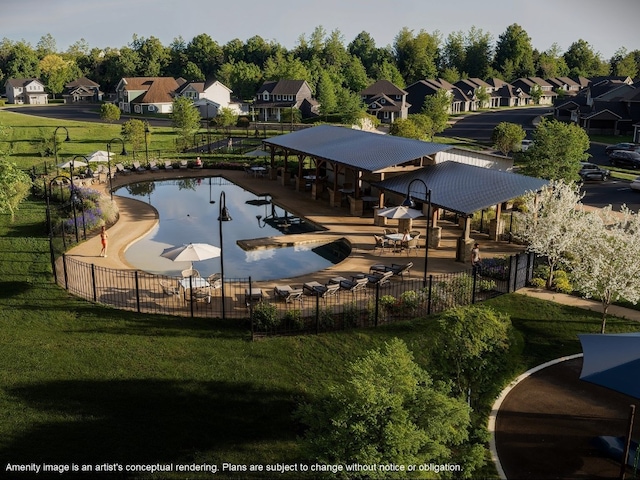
[295,154,306,191]
[456,216,474,263]
[328,164,342,207]
[489,203,504,241]
[279,151,291,186]
[428,207,441,248]
[268,148,277,180]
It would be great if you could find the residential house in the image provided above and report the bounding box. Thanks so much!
[174,79,246,118]
[5,78,48,104]
[485,78,530,107]
[253,80,318,121]
[511,77,557,105]
[62,77,102,103]
[406,78,471,115]
[115,77,184,114]
[454,78,501,109]
[360,79,410,123]
[545,77,581,97]
[554,78,640,135]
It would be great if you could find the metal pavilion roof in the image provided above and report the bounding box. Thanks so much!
[375,162,549,216]
[263,125,452,172]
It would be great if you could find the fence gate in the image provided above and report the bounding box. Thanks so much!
[509,252,534,292]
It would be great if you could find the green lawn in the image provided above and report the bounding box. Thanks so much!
[3,111,640,478]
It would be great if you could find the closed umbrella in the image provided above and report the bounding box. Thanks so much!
[377,205,424,232]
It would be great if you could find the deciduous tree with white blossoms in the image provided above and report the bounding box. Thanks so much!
[517,180,587,289]
[570,206,640,333]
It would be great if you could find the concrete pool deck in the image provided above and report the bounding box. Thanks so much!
[66,167,527,289]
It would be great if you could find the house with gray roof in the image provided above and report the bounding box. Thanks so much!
[253,80,318,121]
[360,79,410,123]
[406,78,472,115]
[5,78,48,104]
[511,77,557,105]
[485,78,530,107]
[63,77,102,103]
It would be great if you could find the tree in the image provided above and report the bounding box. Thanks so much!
[563,39,607,77]
[337,88,367,125]
[475,86,490,108]
[347,31,379,74]
[100,103,121,123]
[263,51,310,82]
[296,338,482,477]
[186,33,224,79]
[214,107,237,135]
[463,27,493,79]
[529,84,543,105]
[609,47,639,78]
[516,180,586,289]
[130,35,170,77]
[171,97,200,151]
[316,70,338,118]
[217,60,263,101]
[0,159,32,221]
[492,24,535,81]
[36,34,57,57]
[519,118,590,181]
[393,27,439,84]
[421,90,450,135]
[434,306,512,402]
[121,119,150,153]
[536,43,569,78]
[571,206,640,333]
[492,122,526,156]
[389,118,423,140]
[39,54,79,99]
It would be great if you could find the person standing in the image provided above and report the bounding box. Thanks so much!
[99,226,109,257]
[471,243,481,271]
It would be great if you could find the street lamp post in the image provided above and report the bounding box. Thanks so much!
[46,175,73,279]
[106,138,127,200]
[206,103,211,154]
[69,155,90,243]
[402,178,432,287]
[218,191,232,320]
[53,126,70,174]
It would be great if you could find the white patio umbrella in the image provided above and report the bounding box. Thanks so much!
[87,150,115,162]
[160,242,221,269]
[57,159,88,169]
[377,205,424,232]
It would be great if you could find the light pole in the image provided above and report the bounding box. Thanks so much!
[206,103,211,153]
[46,175,73,279]
[53,126,70,174]
[144,124,150,167]
[69,155,89,243]
[402,178,432,287]
[106,138,127,200]
[218,191,232,320]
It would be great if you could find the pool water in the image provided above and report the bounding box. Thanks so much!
[115,177,348,281]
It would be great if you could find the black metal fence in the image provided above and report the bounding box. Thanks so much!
[53,251,536,339]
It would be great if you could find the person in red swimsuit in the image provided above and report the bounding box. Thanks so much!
[99,226,109,257]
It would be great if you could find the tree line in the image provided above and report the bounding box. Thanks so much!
[1,25,638,103]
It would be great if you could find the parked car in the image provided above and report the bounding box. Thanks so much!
[609,150,640,169]
[579,162,610,181]
[520,139,534,152]
[630,176,640,192]
[605,142,639,155]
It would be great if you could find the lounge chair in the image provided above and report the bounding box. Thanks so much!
[366,270,394,287]
[159,280,180,297]
[115,163,130,175]
[303,281,340,300]
[179,160,188,169]
[164,160,174,170]
[274,285,304,303]
[338,276,369,295]
[181,267,200,278]
[149,161,160,171]
[132,161,146,172]
[207,273,222,290]
[185,286,211,305]
[369,262,413,279]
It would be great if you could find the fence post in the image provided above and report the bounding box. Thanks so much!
[315,294,320,334]
[513,253,522,292]
[189,275,194,318]
[249,277,254,340]
[91,264,97,302]
[134,271,141,313]
[472,267,478,304]
[62,253,69,290]
[508,254,516,293]
[527,252,535,284]
[374,282,380,327]
[427,275,433,315]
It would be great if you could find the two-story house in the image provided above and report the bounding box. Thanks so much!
[406,78,472,115]
[174,79,246,118]
[454,78,501,109]
[115,77,184,114]
[253,80,319,121]
[511,77,557,105]
[360,79,410,123]
[5,78,48,104]
[63,77,102,103]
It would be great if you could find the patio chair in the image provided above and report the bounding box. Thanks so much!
[366,270,394,287]
[149,161,160,171]
[403,233,420,256]
[132,161,146,172]
[274,285,304,303]
[207,273,222,290]
[185,286,211,305]
[338,276,369,295]
[373,234,388,255]
[115,163,130,175]
[164,160,174,170]
[179,160,188,169]
[383,228,397,235]
[159,280,180,298]
[181,267,200,278]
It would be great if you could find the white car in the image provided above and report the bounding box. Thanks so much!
[630,176,640,192]
[520,139,534,152]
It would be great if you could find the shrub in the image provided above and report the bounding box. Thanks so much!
[283,308,304,330]
[252,302,280,330]
[342,302,359,328]
[481,256,510,280]
[552,270,573,294]
[319,307,334,329]
[529,277,546,289]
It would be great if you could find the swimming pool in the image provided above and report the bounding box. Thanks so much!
[115,177,348,281]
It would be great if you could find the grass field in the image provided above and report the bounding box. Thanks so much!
[2,109,640,479]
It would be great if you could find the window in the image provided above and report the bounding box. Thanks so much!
[395,95,401,100]
[288,95,293,101]
[263,93,269,100]
[148,105,155,111]
[134,105,141,113]
[380,98,386,104]
[383,111,389,119]
[276,95,281,100]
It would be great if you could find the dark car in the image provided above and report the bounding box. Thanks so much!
[579,162,610,181]
[609,150,640,169]
[605,142,639,155]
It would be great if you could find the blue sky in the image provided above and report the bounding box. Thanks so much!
[4,0,638,60]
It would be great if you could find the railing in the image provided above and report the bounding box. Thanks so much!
[53,252,536,340]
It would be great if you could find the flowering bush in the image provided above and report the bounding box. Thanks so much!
[481,256,510,280]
